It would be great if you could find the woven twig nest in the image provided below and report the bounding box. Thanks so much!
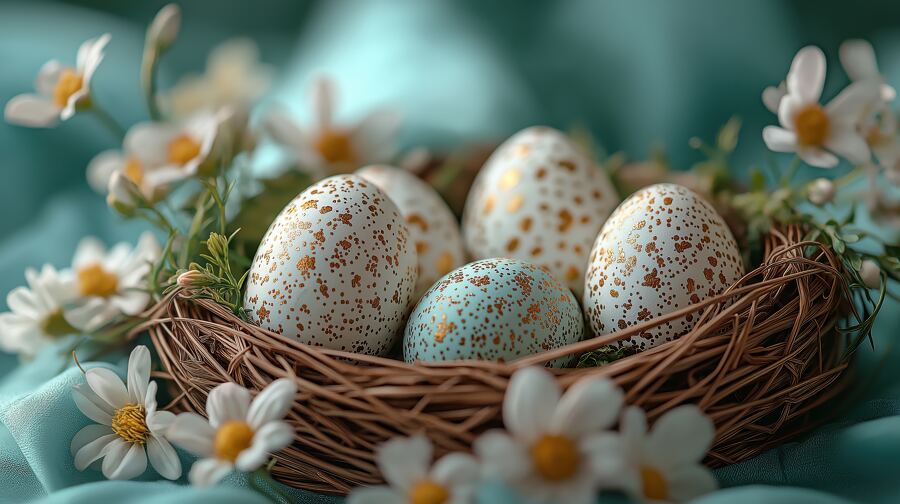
[144,225,852,495]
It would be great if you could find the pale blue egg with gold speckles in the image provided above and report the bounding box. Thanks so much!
[403,258,584,367]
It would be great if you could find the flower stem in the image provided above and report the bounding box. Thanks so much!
[90,105,126,140]
[140,45,164,121]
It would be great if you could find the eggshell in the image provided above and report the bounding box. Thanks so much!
[356,164,466,300]
[243,174,416,355]
[583,183,744,350]
[462,126,618,296]
[403,258,584,367]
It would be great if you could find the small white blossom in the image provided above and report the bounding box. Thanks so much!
[65,233,160,332]
[600,406,717,503]
[473,367,625,504]
[4,34,110,128]
[807,178,836,205]
[763,46,880,168]
[166,379,297,487]
[348,435,480,504]
[762,81,786,114]
[147,4,181,51]
[263,76,400,177]
[165,38,272,122]
[0,265,78,358]
[71,346,181,480]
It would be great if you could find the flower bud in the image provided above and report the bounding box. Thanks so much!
[106,172,138,217]
[148,4,181,50]
[859,259,881,289]
[177,270,203,288]
[807,178,835,205]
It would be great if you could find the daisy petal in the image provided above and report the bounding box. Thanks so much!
[666,464,718,502]
[247,378,296,429]
[147,409,176,434]
[167,412,215,456]
[839,39,879,82]
[311,77,335,128]
[73,237,107,269]
[78,33,111,85]
[787,46,826,104]
[86,367,129,409]
[147,435,182,480]
[797,147,839,168]
[189,458,233,487]
[347,486,406,504]
[71,424,113,462]
[762,84,785,114]
[112,290,151,317]
[431,453,479,488]
[6,287,42,319]
[550,377,623,436]
[503,367,560,441]
[376,435,431,491]
[646,406,715,468]
[4,94,60,127]
[472,430,529,481]
[86,150,124,194]
[825,127,870,165]
[234,446,269,473]
[827,80,880,122]
[206,382,251,428]
[763,126,798,153]
[262,108,307,149]
[127,346,151,404]
[125,122,179,167]
[249,421,294,454]
[620,407,648,454]
[581,431,627,482]
[35,60,64,97]
[73,383,114,425]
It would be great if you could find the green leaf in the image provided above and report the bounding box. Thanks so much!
[717,116,742,153]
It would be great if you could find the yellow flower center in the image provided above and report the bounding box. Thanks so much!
[214,421,255,462]
[111,403,149,444]
[167,134,202,165]
[53,69,84,108]
[123,158,144,186]
[408,480,450,504]
[794,104,830,146]
[40,309,75,337]
[530,434,580,482]
[77,264,119,298]
[314,129,356,165]
[641,466,670,501]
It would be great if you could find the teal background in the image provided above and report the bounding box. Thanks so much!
[1,0,900,502]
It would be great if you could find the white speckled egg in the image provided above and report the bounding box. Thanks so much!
[243,174,416,355]
[462,126,618,296]
[583,183,744,350]
[403,258,584,367]
[356,164,466,300]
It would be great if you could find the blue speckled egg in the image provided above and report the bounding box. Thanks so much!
[403,258,584,367]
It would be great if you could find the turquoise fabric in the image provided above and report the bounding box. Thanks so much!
[2,0,900,503]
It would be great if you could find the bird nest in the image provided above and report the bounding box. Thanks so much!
[143,224,852,495]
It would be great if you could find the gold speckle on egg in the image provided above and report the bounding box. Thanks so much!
[483,195,495,214]
[506,237,520,252]
[433,314,456,343]
[499,169,521,190]
[506,194,524,213]
[406,213,429,232]
[520,217,533,232]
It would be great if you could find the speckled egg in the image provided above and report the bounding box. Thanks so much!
[356,164,466,300]
[243,174,416,355]
[583,183,744,350]
[462,126,618,296]
[403,258,584,367]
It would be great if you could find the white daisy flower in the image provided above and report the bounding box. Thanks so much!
[762,81,786,114]
[0,265,78,358]
[165,38,273,122]
[839,39,896,103]
[166,379,297,487]
[763,45,880,168]
[4,34,110,128]
[65,233,161,332]
[71,345,181,480]
[147,4,181,51]
[119,110,229,188]
[473,367,625,504]
[607,406,717,503]
[348,435,480,504]
[263,76,401,177]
